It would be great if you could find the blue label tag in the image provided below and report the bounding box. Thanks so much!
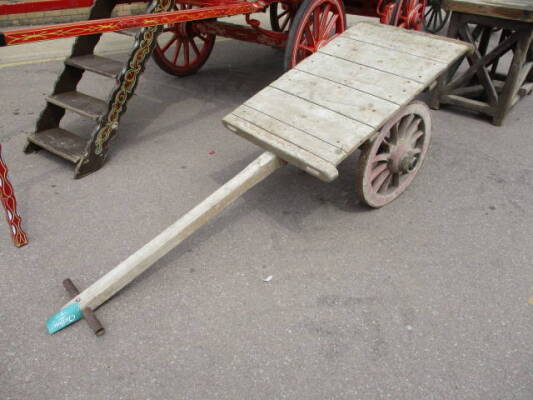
[46,303,83,334]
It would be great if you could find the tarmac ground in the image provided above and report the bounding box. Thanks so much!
[0,17,532,400]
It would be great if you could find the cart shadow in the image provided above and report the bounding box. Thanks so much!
[136,150,371,284]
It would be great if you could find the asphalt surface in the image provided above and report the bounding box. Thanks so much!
[0,22,532,400]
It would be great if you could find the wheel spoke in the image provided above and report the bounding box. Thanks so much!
[190,38,201,57]
[278,9,289,19]
[398,114,415,136]
[304,25,316,47]
[172,39,182,65]
[410,130,424,146]
[281,16,291,31]
[298,44,315,53]
[161,34,178,53]
[319,4,332,34]
[373,153,391,163]
[183,40,190,65]
[404,117,421,138]
[313,10,320,40]
[370,163,389,181]
[373,169,391,192]
[323,14,339,40]
[378,173,392,193]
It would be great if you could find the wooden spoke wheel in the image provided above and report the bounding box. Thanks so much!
[269,2,299,32]
[424,0,450,33]
[152,4,216,77]
[283,0,346,70]
[398,0,425,31]
[355,101,432,208]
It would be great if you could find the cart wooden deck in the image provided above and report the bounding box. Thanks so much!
[223,22,472,182]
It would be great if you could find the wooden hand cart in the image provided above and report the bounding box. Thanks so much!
[42,22,471,335]
[1,0,428,178]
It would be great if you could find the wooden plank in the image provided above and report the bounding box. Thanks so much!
[295,52,424,105]
[446,0,533,22]
[244,87,374,153]
[54,152,286,321]
[47,91,107,120]
[66,55,124,78]
[319,36,446,83]
[271,68,398,129]
[342,22,472,64]
[231,105,345,164]
[27,128,87,164]
[223,114,339,182]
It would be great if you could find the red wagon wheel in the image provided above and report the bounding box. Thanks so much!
[283,0,346,70]
[355,101,432,208]
[398,0,426,31]
[269,2,299,32]
[152,4,216,77]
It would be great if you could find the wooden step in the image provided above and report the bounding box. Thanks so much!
[47,91,108,120]
[66,55,124,79]
[27,128,88,164]
[115,29,140,37]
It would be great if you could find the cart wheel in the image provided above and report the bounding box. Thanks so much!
[283,0,346,70]
[270,2,299,32]
[398,0,425,31]
[355,101,432,208]
[152,4,216,77]
[424,0,450,33]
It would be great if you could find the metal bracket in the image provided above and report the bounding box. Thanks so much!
[63,279,105,336]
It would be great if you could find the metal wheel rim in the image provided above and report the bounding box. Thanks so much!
[356,101,432,208]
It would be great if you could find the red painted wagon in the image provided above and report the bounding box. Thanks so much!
[0,0,428,177]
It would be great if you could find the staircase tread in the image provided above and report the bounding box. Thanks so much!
[66,55,124,78]
[28,128,87,164]
[47,91,108,120]
[115,29,140,37]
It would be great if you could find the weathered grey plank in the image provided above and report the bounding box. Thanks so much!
[342,22,471,64]
[295,52,424,105]
[244,86,374,153]
[223,114,339,182]
[232,105,345,164]
[319,36,445,83]
[271,68,398,129]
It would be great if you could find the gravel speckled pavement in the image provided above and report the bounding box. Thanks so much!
[0,24,532,400]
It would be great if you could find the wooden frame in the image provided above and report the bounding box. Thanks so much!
[432,1,533,125]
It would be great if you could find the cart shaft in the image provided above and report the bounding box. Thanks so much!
[49,152,285,333]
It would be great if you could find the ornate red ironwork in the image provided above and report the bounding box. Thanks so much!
[0,145,28,248]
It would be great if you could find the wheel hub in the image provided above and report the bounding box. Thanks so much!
[389,143,419,174]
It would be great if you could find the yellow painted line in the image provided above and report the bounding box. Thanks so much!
[0,50,130,69]
[0,56,66,69]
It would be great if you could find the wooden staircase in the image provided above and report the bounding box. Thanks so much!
[25,0,174,178]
